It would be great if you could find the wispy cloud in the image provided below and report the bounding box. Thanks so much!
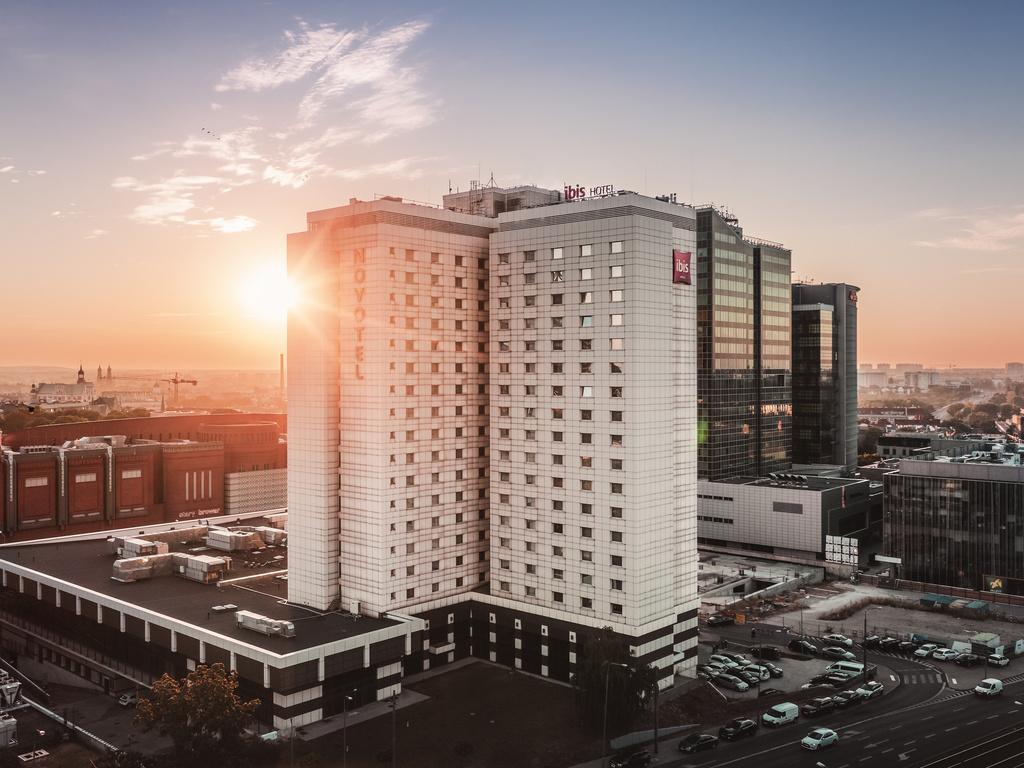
[86,229,108,239]
[118,17,436,232]
[914,206,1024,251]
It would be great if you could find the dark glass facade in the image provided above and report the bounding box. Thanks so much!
[885,465,1024,591]
[791,283,859,471]
[696,208,791,480]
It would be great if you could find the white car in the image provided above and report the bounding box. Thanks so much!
[988,654,1010,667]
[823,634,853,648]
[740,664,772,681]
[914,643,939,658]
[709,654,741,669]
[801,727,839,750]
[932,648,958,661]
[856,681,885,700]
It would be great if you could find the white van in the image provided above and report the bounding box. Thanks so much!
[761,701,799,727]
[826,661,865,677]
[975,678,1003,697]
[119,691,139,708]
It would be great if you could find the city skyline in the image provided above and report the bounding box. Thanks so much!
[3,1,1023,370]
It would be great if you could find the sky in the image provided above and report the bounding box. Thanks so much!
[2,0,1023,372]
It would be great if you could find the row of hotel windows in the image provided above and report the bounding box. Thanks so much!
[497,454,624,469]
[389,295,487,310]
[392,511,485,530]
[497,242,624,264]
[392,571,488,601]
[696,515,735,524]
[497,267,626,282]
[498,564,625,592]
[390,428,487,440]
[387,248,488,269]
[496,432,624,445]
[498,363,625,379]
[496,542,625,566]
[388,381,487,395]
[496,477,625,494]
[389,469,488,486]
[390,271,486,290]
[390,448,485,463]
[496,502,623,517]
[390,533,488,553]
[497,525,625,541]
[499,408,625,420]
[495,338,625,352]
[496,589,625,615]
[499,386,625,398]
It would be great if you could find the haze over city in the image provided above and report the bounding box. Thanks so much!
[3,0,1022,370]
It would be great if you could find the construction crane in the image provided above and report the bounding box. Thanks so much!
[162,373,198,405]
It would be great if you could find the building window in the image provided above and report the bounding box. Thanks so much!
[611,458,623,470]
[611,506,623,518]
[552,270,563,282]
[552,431,563,442]
[552,293,564,305]
[580,386,593,398]
[553,523,564,534]
[552,363,563,374]
[611,264,623,277]
[580,316,593,327]
[499,275,510,286]
[580,410,592,421]
[552,546,564,557]
[610,290,623,302]
[581,268,593,280]
[499,253,510,264]
[610,314,623,326]
[611,387,623,398]
[525,250,536,261]
[553,247,564,260]
[610,241,623,253]
[553,591,564,603]
[611,530,623,542]
[611,603,623,615]
[581,457,593,467]
[581,244,593,257]
[552,316,563,328]
[580,338,592,351]
[581,527,593,538]
[611,555,623,566]
[580,434,592,445]
[611,411,623,422]
[525,295,536,306]
[610,337,623,350]
[581,479,593,490]
[610,362,624,374]
[552,339,563,351]
[580,292,593,304]
[581,503,593,514]
[526,586,537,597]
[611,434,623,446]
[581,597,593,609]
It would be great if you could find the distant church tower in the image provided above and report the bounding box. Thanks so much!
[97,365,103,381]
[107,365,112,380]
[77,363,85,385]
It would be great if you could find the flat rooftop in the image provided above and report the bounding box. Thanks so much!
[0,517,396,654]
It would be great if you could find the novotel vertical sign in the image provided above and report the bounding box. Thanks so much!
[673,250,692,285]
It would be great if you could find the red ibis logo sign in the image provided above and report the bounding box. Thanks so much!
[673,250,692,285]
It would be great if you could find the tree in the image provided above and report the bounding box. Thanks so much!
[858,426,883,455]
[571,627,655,737]
[134,663,260,767]
[941,419,971,434]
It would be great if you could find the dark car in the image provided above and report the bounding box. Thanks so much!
[750,645,783,660]
[761,662,784,678]
[719,717,759,740]
[715,673,749,692]
[696,664,722,679]
[707,615,735,627]
[833,689,862,709]
[862,635,883,649]
[734,669,760,686]
[759,687,786,697]
[955,653,984,667]
[679,733,718,753]
[821,646,857,661]
[897,640,919,654]
[789,639,818,654]
[878,637,901,651]
[610,748,651,768]
[806,673,854,689]
[801,696,836,717]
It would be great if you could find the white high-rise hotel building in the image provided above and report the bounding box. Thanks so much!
[288,185,698,686]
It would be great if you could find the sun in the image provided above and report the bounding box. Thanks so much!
[237,265,297,323]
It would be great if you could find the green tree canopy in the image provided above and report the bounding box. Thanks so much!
[571,627,656,738]
[941,419,971,434]
[134,663,260,767]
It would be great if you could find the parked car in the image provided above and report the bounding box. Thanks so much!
[803,673,854,690]
[610,748,651,768]
[679,733,718,753]
[822,646,857,661]
[862,635,883,649]
[954,653,984,667]
[734,669,760,686]
[856,680,885,699]
[823,633,853,648]
[709,654,741,669]
[739,664,772,681]
[932,648,958,661]
[119,691,139,708]
[975,678,1003,697]
[878,637,901,651]
[833,689,862,709]
[719,651,750,665]
[897,640,919,654]
[707,615,735,627]
[914,643,940,658]
[801,696,835,717]
[801,727,839,750]
[719,717,759,741]
[988,654,1010,667]
[761,662,784,678]
[759,687,786,697]
[715,673,750,692]
[789,639,818,654]
[750,645,783,660]
[697,664,722,679]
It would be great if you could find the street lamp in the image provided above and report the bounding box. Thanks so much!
[386,693,398,768]
[342,693,355,768]
[601,662,630,768]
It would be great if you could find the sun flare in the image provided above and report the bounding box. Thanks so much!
[237,265,296,323]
